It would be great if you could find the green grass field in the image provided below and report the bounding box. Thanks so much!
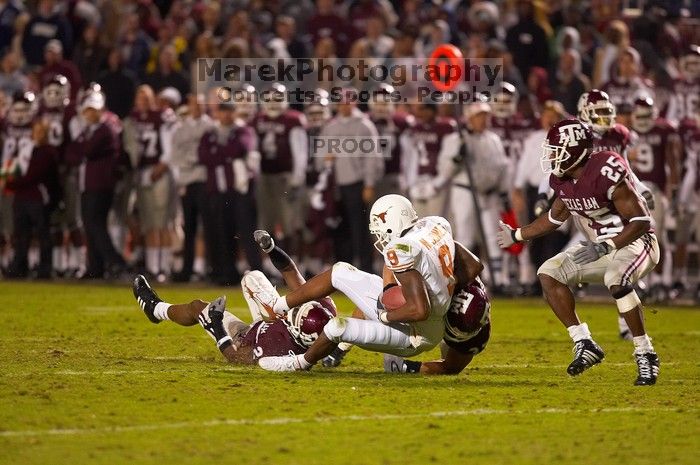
[0,281,698,465]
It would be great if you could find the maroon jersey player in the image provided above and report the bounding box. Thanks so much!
[253,83,308,246]
[665,46,700,126]
[400,102,460,216]
[498,118,661,386]
[491,82,538,162]
[368,84,414,196]
[628,97,681,297]
[132,230,335,365]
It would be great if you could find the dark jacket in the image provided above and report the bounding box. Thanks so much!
[65,120,119,192]
[5,145,58,204]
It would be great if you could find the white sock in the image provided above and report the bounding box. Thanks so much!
[153,302,171,321]
[298,354,312,369]
[159,247,172,275]
[194,256,205,274]
[633,335,654,354]
[146,248,159,275]
[273,296,290,314]
[566,322,592,342]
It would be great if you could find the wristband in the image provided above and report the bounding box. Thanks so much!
[603,239,617,252]
[514,228,523,242]
[379,311,390,324]
[216,335,232,350]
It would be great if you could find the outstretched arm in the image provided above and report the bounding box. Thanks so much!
[497,196,570,248]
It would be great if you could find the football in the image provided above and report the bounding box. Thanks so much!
[380,285,406,311]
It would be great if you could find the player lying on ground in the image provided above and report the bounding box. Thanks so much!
[248,194,489,373]
[498,118,660,386]
[132,235,336,364]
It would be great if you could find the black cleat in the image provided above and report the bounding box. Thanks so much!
[133,274,162,324]
[567,339,605,376]
[634,352,660,386]
[321,346,350,368]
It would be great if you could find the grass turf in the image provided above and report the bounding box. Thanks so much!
[0,281,698,465]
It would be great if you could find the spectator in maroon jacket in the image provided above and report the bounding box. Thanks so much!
[306,0,355,56]
[37,39,82,101]
[198,100,261,285]
[65,90,125,279]
[4,120,58,278]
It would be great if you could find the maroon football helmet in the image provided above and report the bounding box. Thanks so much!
[445,282,490,342]
[7,91,38,126]
[541,118,594,177]
[42,74,70,109]
[631,96,656,133]
[577,89,616,135]
[261,82,288,118]
[679,45,700,82]
[369,83,396,119]
[286,301,334,347]
[305,88,331,128]
[491,81,518,118]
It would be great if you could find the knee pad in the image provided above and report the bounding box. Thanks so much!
[323,317,347,342]
[612,288,641,313]
[331,261,360,288]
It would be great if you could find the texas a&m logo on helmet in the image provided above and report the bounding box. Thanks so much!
[541,118,593,177]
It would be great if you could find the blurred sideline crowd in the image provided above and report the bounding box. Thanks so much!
[0,0,699,302]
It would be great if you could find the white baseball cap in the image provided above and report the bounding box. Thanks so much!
[463,101,491,119]
[81,92,105,111]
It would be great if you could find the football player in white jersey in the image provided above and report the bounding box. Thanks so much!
[248,194,456,372]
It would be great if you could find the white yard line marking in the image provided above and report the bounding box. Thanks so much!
[0,407,693,438]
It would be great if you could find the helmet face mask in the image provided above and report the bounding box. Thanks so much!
[631,97,656,133]
[491,82,518,119]
[577,90,616,134]
[8,92,37,126]
[679,46,700,81]
[369,83,395,120]
[286,301,333,347]
[261,83,288,118]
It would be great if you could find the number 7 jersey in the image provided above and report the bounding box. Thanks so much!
[383,216,456,317]
[550,151,651,240]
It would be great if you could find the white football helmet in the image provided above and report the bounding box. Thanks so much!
[369,194,418,251]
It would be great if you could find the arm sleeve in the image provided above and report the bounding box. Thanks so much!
[288,125,308,187]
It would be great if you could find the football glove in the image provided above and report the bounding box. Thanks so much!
[496,220,519,249]
[253,229,275,253]
[572,241,613,265]
[198,296,232,350]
